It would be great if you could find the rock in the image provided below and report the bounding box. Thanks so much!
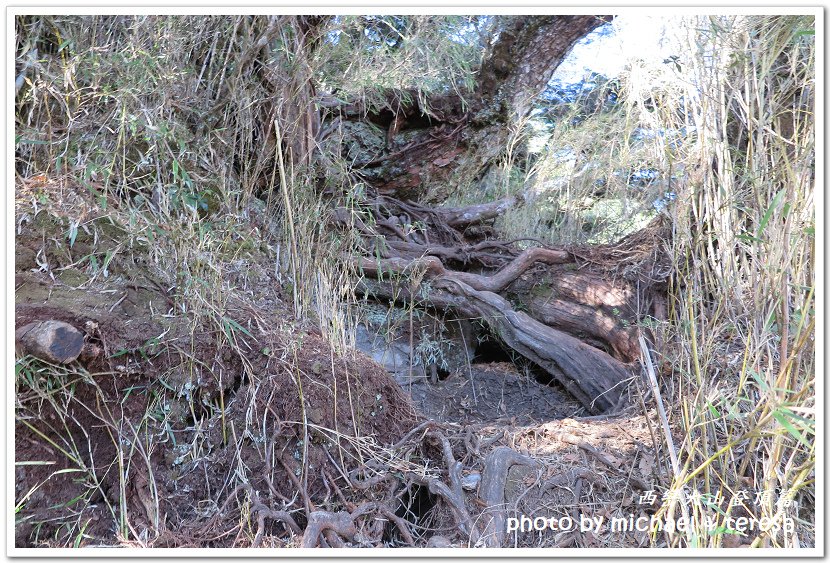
[426,535,453,548]
[15,320,84,364]
[354,324,410,373]
[461,471,481,491]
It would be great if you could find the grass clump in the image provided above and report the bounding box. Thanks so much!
[475,13,815,548]
[655,15,815,548]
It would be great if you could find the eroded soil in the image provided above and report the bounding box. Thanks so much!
[14,179,666,549]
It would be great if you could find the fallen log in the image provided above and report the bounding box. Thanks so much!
[438,279,632,413]
[15,320,84,364]
[348,192,649,413]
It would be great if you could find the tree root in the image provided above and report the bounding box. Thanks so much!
[358,275,632,413]
[562,437,649,491]
[357,245,570,293]
[301,510,356,548]
[391,420,437,450]
[476,446,539,547]
[528,295,641,362]
[300,501,417,548]
[429,430,465,505]
[434,196,523,228]
[408,473,474,539]
[339,169,664,416]
[204,483,302,547]
[349,464,393,490]
[251,504,302,547]
[442,279,633,413]
[352,501,417,546]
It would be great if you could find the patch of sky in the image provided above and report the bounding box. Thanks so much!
[553,16,676,86]
[447,15,491,46]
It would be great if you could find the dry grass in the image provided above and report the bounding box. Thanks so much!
[14,15,356,546]
[492,14,815,547]
[655,15,815,548]
[14,15,482,547]
[14,14,816,549]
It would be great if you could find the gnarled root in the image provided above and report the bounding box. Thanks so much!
[300,502,416,548]
[476,446,539,547]
[251,504,302,547]
[301,510,356,548]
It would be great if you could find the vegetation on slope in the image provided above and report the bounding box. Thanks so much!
[14,14,814,549]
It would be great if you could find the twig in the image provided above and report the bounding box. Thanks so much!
[575,441,649,491]
[429,430,464,503]
[391,420,436,451]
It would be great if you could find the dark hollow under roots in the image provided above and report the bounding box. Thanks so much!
[342,190,669,414]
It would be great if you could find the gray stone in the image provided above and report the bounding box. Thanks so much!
[354,324,410,373]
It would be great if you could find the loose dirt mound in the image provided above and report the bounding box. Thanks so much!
[15,280,419,547]
[13,180,419,547]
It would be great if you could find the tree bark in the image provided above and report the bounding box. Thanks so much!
[475,15,613,119]
[354,243,641,414]
[328,15,612,201]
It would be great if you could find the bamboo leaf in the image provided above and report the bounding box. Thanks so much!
[756,189,785,240]
[772,411,811,448]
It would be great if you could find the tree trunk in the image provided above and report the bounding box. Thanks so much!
[323,15,612,201]
[320,15,669,414]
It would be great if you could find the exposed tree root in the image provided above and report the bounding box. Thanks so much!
[300,500,417,548]
[441,280,633,413]
[476,446,539,547]
[358,245,570,293]
[558,434,649,491]
[201,483,302,547]
[252,505,302,548]
[527,295,641,362]
[301,510,356,548]
[340,183,664,413]
[357,270,634,413]
[409,472,474,539]
[433,196,523,228]
[430,430,465,507]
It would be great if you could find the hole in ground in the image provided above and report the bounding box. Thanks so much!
[422,361,452,382]
[473,329,579,397]
[387,483,437,544]
[472,331,517,364]
[177,371,248,428]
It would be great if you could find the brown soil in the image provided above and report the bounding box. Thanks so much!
[15,275,418,547]
[14,180,418,547]
[14,178,668,549]
[401,362,582,425]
